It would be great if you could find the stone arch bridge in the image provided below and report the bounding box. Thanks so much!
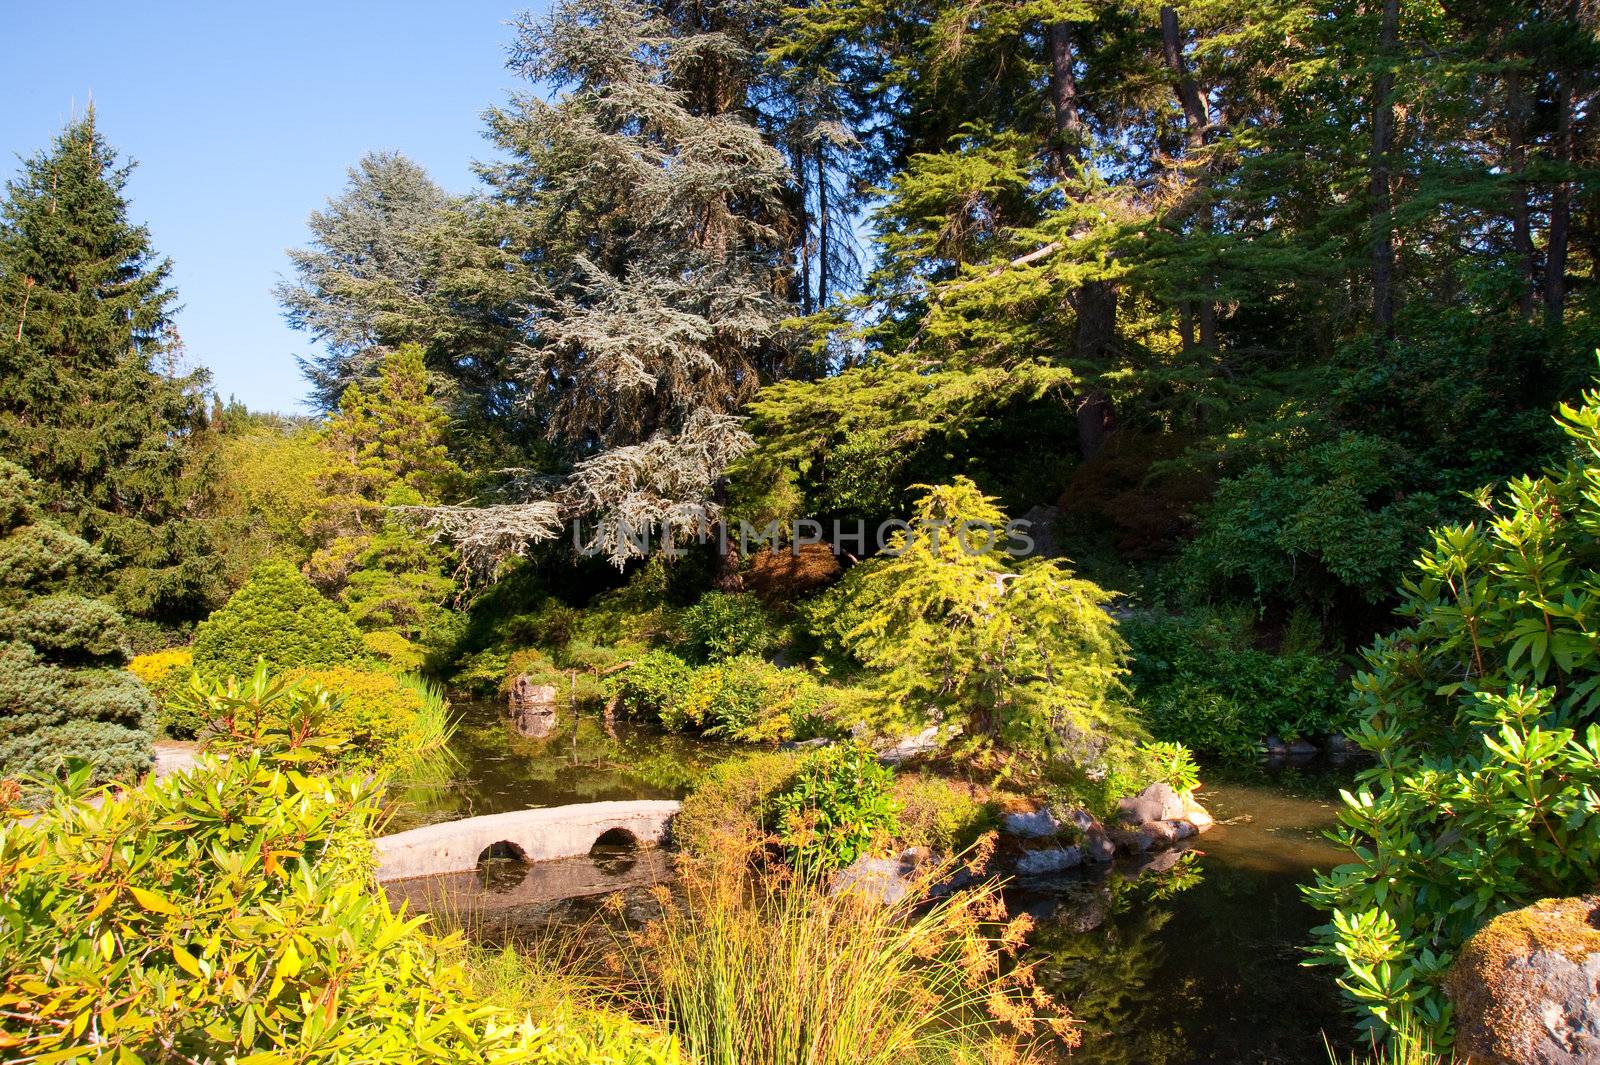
[374,799,680,883]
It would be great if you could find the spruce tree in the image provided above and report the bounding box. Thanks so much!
[0,461,152,787]
[0,112,219,621]
[306,345,461,648]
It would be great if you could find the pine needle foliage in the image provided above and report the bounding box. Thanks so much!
[835,478,1139,766]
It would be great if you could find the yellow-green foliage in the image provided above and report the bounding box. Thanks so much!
[0,757,675,1065]
[210,424,331,586]
[617,650,862,744]
[834,478,1139,766]
[128,647,203,737]
[177,666,448,780]
[673,750,804,861]
[362,629,427,673]
[192,560,365,679]
[892,773,1000,855]
[285,666,432,774]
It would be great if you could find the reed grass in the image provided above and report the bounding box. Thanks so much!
[393,672,458,789]
[601,847,1075,1065]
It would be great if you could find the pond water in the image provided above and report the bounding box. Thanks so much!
[1031,767,1357,1064]
[386,697,1360,1064]
[386,696,741,833]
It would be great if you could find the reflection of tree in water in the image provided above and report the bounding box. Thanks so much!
[390,699,741,826]
[1025,854,1203,1065]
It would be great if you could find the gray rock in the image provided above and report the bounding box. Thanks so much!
[1287,738,1319,757]
[1003,806,1066,838]
[877,725,943,766]
[1182,795,1215,833]
[1324,732,1363,754]
[1449,895,1600,1065]
[1109,827,1153,853]
[508,677,559,738]
[1015,846,1083,876]
[1142,820,1181,846]
[1117,783,1186,824]
[1082,829,1116,863]
[1059,807,1116,862]
[829,847,929,905]
[779,737,832,752]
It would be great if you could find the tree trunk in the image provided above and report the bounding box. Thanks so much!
[816,143,831,309]
[1370,0,1400,345]
[1047,20,1118,460]
[1160,5,1217,352]
[1506,68,1539,321]
[1546,74,1574,327]
[1047,22,1084,171]
[1074,282,1118,459]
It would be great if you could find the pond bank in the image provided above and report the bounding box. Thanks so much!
[389,698,1360,1063]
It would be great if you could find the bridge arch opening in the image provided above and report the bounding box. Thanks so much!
[591,826,640,855]
[476,840,533,893]
[478,840,531,864]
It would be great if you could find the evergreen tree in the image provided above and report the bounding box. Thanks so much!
[0,461,152,788]
[423,0,799,567]
[832,478,1137,766]
[277,151,452,411]
[306,345,461,649]
[0,112,219,621]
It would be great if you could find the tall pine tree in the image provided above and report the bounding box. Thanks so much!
[0,112,219,622]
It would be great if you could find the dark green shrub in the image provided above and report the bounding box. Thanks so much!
[1177,433,1447,613]
[681,591,777,662]
[1124,610,1350,758]
[613,650,695,722]
[1306,384,1600,1042]
[0,461,152,786]
[191,560,364,679]
[773,742,901,872]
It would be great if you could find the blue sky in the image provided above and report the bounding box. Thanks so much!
[2,1,542,413]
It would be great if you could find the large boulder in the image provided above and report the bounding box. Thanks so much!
[1015,846,1082,876]
[1448,895,1600,1064]
[509,677,559,738]
[1065,807,1117,863]
[829,847,931,905]
[1117,783,1186,824]
[877,725,943,766]
[1003,805,1066,838]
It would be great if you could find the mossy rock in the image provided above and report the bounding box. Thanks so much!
[192,561,363,679]
[1447,895,1600,1064]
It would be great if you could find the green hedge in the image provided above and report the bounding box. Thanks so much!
[192,560,364,679]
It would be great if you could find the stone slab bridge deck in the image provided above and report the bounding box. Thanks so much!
[374,800,681,883]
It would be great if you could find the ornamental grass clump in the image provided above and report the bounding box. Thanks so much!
[605,846,1076,1065]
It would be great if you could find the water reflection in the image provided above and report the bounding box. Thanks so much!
[386,699,1362,1064]
[1024,773,1356,1064]
[387,697,743,832]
